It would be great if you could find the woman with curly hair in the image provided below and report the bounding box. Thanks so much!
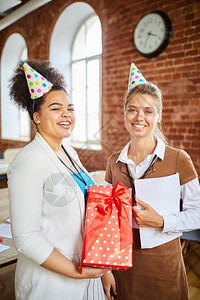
[8,60,107,300]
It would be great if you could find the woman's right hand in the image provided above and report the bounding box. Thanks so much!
[41,248,109,279]
[78,266,109,279]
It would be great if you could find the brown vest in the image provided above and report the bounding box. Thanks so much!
[105,145,197,188]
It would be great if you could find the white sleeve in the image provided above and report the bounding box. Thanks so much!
[162,177,200,233]
[104,180,112,187]
[8,150,54,265]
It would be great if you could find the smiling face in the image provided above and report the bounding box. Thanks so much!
[124,93,161,141]
[33,90,75,148]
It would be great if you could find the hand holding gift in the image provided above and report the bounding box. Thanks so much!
[80,182,133,272]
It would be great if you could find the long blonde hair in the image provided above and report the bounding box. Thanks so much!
[124,82,168,144]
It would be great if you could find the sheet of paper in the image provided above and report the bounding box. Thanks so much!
[0,243,10,253]
[135,173,181,249]
[0,223,12,239]
[6,218,11,223]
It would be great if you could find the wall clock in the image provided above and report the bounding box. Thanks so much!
[134,11,172,58]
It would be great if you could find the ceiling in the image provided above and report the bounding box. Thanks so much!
[0,0,52,31]
[0,0,29,17]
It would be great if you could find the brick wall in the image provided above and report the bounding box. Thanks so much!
[0,0,199,175]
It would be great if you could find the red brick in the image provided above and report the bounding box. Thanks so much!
[185,13,195,20]
[192,18,200,26]
[0,0,199,176]
[183,44,192,50]
[186,49,199,56]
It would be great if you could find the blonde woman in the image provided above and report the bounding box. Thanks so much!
[102,80,200,300]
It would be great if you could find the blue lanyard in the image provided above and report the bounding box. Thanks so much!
[58,146,88,205]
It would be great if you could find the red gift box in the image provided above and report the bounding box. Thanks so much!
[80,182,133,271]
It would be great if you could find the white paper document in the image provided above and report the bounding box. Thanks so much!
[0,244,10,253]
[0,223,12,239]
[135,173,181,249]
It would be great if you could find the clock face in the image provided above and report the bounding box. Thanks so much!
[134,12,171,58]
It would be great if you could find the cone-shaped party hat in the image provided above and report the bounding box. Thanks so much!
[128,62,146,90]
[22,61,53,99]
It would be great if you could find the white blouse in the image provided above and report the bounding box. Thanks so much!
[105,137,200,234]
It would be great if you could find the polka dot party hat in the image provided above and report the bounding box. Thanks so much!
[128,61,147,90]
[22,61,53,99]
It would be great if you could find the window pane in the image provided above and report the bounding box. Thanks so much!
[87,114,100,141]
[72,24,86,60]
[87,86,100,114]
[20,110,30,138]
[72,61,86,89]
[87,59,100,114]
[72,89,86,114]
[1,33,30,141]
[71,89,86,142]
[71,15,102,148]
[72,114,86,142]
[86,18,102,57]
[87,59,99,86]
[21,46,28,61]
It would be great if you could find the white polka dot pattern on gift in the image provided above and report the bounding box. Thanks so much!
[22,62,53,99]
[82,184,133,270]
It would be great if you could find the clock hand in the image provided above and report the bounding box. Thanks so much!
[148,32,158,37]
[144,32,150,48]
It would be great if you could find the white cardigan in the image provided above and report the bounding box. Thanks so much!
[8,132,104,300]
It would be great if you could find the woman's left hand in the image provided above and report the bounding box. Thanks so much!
[101,272,117,300]
[132,197,164,228]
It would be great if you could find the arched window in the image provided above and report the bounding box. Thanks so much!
[71,15,102,150]
[1,33,30,141]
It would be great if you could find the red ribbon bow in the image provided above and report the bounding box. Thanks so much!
[83,182,133,258]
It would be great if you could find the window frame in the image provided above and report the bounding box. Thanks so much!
[70,14,102,150]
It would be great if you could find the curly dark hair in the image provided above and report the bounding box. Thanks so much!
[9,60,67,120]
